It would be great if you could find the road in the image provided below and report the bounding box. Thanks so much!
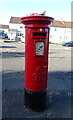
[0,41,72,118]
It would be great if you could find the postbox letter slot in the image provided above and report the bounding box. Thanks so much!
[33,32,46,37]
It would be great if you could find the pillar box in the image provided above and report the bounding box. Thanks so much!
[21,14,54,111]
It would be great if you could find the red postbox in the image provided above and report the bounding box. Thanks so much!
[21,14,54,111]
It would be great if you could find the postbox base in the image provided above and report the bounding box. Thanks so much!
[24,89,46,111]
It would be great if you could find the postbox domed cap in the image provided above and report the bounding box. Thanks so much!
[21,15,54,25]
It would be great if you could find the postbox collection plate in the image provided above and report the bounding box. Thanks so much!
[36,41,44,55]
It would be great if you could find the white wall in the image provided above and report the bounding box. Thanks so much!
[9,23,25,33]
[9,23,25,42]
[50,27,71,43]
[9,24,71,43]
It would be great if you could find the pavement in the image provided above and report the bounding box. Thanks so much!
[0,40,73,119]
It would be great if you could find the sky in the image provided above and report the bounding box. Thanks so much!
[0,0,72,25]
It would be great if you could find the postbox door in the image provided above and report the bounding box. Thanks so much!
[25,27,50,91]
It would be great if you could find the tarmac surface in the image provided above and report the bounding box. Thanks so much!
[0,41,73,119]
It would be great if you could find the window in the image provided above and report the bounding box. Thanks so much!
[20,26,23,29]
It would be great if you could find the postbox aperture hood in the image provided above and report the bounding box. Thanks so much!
[21,15,54,25]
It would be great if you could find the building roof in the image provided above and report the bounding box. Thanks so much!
[0,25,9,29]
[51,20,73,28]
[9,17,21,24]
[9,17,73,28]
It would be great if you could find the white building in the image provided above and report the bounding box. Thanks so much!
[50,20,71,43]
[9,17,72,43]
[8,29,18,40]
[0,24,9,34]
[0,24,9,40]
[9,17,25,42]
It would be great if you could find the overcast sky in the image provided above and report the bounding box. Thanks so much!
[0,0,72,25]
